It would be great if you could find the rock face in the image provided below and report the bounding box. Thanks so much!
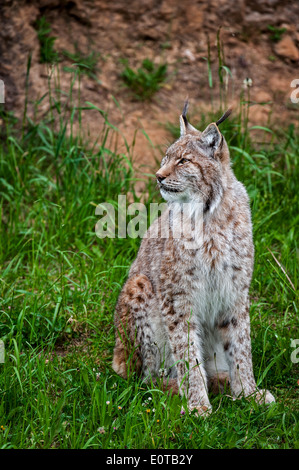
[0,0,298,166]
[0,2,40,110]
[274,35,299,62]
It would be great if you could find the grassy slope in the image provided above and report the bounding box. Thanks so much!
[0,98,298,449]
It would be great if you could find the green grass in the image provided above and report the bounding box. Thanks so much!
[0,73,298,448]
[63,45,100,80]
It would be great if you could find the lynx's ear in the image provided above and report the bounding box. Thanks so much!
[198,108,232,158]
[179,99,200,137]
[199,123,223,157]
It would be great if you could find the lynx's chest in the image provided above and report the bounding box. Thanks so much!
[191,263,239,326]
[181,229,243,326]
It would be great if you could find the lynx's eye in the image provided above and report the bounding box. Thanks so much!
[177,158,188,165]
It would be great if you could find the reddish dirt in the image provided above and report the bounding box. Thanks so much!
[1,0,299,173]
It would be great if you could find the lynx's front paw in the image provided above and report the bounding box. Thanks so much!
[254,389,276,405]
[183,403,212,417]
[192,405,212,417]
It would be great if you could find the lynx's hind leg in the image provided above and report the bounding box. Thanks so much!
[113,274,159,379]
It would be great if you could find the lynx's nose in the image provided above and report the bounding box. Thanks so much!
[156,172,166,183]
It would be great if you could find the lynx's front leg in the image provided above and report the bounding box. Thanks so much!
[162,291,212,416]
[218,303,275,404]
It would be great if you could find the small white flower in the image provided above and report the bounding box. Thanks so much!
[159,368,168,377]
[243,77,253,88]
[106,401,110,405]
[67,316,77,324]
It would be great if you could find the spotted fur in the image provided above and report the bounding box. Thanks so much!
[112,103,275,415]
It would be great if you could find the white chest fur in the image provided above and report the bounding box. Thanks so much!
[190,244,239,328]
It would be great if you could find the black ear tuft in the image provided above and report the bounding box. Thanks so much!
[182,99,189,118]
[179,99,201,137]
[181,99,189,127]
[215,107,233,127]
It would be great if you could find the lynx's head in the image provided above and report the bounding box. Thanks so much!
[156,102,232,214]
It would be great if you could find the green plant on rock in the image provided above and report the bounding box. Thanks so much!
[35,16,59,64]
[120,58,167,100]
[267,25,287,42]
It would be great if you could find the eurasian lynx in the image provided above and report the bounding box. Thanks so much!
[112,102,275,415]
